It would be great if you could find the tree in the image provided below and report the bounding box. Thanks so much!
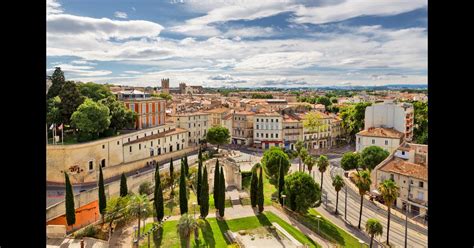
[317,155,329,193]
[341,152,361,171]
[206,126,230,152]
[157,92,172,101]
[303,112,328,133]
[360,146,390,170]
[99,96,137,132]
[218,167,226,217]
[70,98,111,138]
[46,96,62,125]
[332,175,345,215]
[64,172,76,227]
[58,81,85,125]
[184,154,189,177]
[98,166,106,223]
[179,165,188,214]
[200,166,209,218]
[198,147,203,162]
[197,157,203,205]
[154,165,164,222]
[250,164,259,208]
[213,159,220,209]
[378,179,400,245]
[354,169,372,229]
[120,173,128,197]
[365,218,383,248]
[128,194,151,239]
[284,172,321,213]
[299,147,309,172]
[340,102,372,143]
[138,182,153,195]
[169,158,174,193]
[261,147,290,185]
[257,165,264,213]
[177,213,199,248]
[295,140,305,172]
[278,162,285,205]
[77,82,113,101]
[317,96,331,107]
[47,67,66,99]
[413,101,428,144]
[105,196,129,230]
[304,155,316,175]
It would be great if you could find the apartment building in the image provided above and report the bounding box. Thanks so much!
[119,90,166,129]
[169,112,210,145]
[204,107,231,127]
[282,114,303,151]
[330,115,344,146]
[253,112,283,150]
[356,127,404,153]
[364,100,414,141]
[232,111,255,146]
[372,143,428,216]
[299,111,332,151]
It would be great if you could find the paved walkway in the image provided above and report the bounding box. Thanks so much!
[47,237,108,248]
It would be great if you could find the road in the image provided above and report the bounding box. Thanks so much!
[312,157,428,247]
[46,152,199,207]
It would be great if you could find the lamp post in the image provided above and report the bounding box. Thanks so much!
[193,202,197,218]
[281,194,287,207]
[316,215,321,234]
[143,208,147,235]
[344,185,347,220]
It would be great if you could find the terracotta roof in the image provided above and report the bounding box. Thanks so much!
[234,111,255,115]
[124,128,188,145]
[223,113,233,120]
[379,157,427,181]
[170,112,209,117]
[255,112,281,117]
[204,108,230,114]
[357,127,404,139]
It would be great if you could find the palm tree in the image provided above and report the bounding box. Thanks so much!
[177,213,199,248]
[353,169,372,229]
[304,155,316,175]
[332,175,345,215]
[295,140,305,172]
[365,218,383,248]
[128,194,151,239]
[105,196,129,230]
[378,179,400,245]
[300,147,309,172]
[317,155,329,192]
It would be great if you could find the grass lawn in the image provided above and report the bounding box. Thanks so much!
[241,170,277,206]
[139,212,320,248]
[306,208,368,248]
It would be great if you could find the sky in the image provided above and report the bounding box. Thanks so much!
[46,0,427,88]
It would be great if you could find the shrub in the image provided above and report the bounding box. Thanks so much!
[138,182,153,195]
[74,225,97,239]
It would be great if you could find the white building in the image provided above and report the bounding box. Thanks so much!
[253,113,283,150]
[356,127,404,153]
[364,100,414,141]
[169,112,211,145]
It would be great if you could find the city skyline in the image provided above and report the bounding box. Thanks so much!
[47,0,427,87]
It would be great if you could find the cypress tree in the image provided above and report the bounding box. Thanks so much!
[184,154,189,177]
[169,158,174,191]
[250,165,259,208]
[179,164,188,214]
[154,164,164,222]
[257,166,264,213]
[213,159,220,209]
[278,162,285,205]
[218,167,226,218]
[197,159,203,205]
[120,173,128,197]
[64,172,76,227]
[198,147,203,162]
[98,166,106,223]
[200,166,209,218]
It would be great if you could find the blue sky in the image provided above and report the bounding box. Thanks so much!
[47,0,427,88]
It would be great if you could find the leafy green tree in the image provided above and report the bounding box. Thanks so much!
[378,179,400,245]
[218,167,226,217]
[261,147,290,185]
[128,194,151,239]
[365,219,383,248]
[213,159,220,209]
[340,102,372,143]
[413,101,428,144]
[250,164,259,208]
[303,112,328,133]
[99,96,137,132]
[47,67,66,99]
[200,166,209,218]
[71,98,111,137]
[64,172,76,227]
[360,146,390,170]
[354,169,372,229]
[77,82,113,101]
[317,155,329,192]
[58,81,85,125]
[330,97,338,104]
[177,213,199,248]
[154,164,164,222]
[47,96,62,125]
[278,162,285,205]
[158,92,172,101]
[105,196,129,229]
[120,173,128,197]
[206,126,230,152]
[138,182,153,195]
[179,165,188,214]
[257,165,264,213]
[317,96,332,107]
[284,172,321,213]
[98,166,106,223]
[341,152,361,171]
[197,157,203,205]
[295,140,306,172]
[332,175,345,215]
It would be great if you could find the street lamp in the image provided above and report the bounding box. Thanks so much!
[344,185,347,220]
[281,194,287,207]
[316,215,321,234]
[193,202,197,218]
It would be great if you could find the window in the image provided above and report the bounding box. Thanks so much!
[417,191,424,200]
[419,181,424,188]
[276,133,278,138]
[101,159,106,168]
[271,133,273,138]
[390,174,394,181]
[102,145,105,149]
[271,119,273,123]
[117,141,120,145]
[266,133,268,138]
[385,140,388,145]
[256,133,259,137]
[189,123,191,128]
[129,146,132,152]
[402,151,405,155]
[151,141,153,146]
[266,119,268,122]
[256,125,259,129]
[256,118,259,122]
[139,144,141,150]
[189,132,191,137]
[358,138,360,144]
[276,119,278,122]
[372,139,375,144]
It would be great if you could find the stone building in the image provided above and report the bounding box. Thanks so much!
[232,111,255,146]
[253,112,283,150]
[118,90,166,129]
[169,112,210,145]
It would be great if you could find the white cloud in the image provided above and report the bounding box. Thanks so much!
[124,71,141,74]
[47,0,63,15]
[47,64,112,77]
[114,11,128,19]
[223,27,277,38]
